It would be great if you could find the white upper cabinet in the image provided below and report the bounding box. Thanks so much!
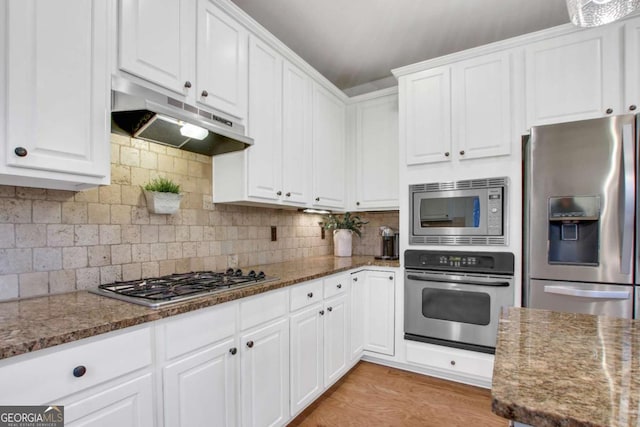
[119,0,195,96]
[247,36,283,201]
[1,0,111,190]
[402,66,452,165]
[312,83,346,209]
[353,91,399,210]
[400,51,513,166]
[524,26,622,128]
[282,61,313,205]
[452,51,512,160]
[624,16,640,113]
[197,0,248,119]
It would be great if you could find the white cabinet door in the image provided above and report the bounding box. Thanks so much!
[452,51,512,160]
[524,26,621,128]
[323,294,348,387]
[2,0,110,188]
[401,66,452,165]
[163,338,238,427]
[364,271,395,356]
[354,93,399,210]
[282,61,312,205]
[119,0,195,96]
[289,304,323,417]
[312,83,346,209]
[624,17,640,113]
[197,0,248,119]
[247,36,283,201]
[348,272,365,362]
[62,373,155,427]
[241,318,289,427]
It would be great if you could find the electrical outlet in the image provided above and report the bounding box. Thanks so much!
[228,254,238,268]
[271,226,277,241]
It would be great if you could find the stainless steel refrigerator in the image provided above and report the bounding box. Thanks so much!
[523,114,636,319]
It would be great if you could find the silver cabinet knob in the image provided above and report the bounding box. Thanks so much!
[14,147,28,157]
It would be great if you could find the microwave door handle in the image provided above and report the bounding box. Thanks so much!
[406,274,510,287]
[620,122,634,275]
[543,285,631,300]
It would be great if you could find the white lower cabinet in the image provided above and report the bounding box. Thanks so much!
[363,271,395,356]
[323,293,348,386]
[289,303,324,416]
[348,272,366,361]
[240,318,289,427]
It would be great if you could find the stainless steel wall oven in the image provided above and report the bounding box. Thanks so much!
[404,250,514,354]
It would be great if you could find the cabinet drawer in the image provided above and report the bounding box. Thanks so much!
[0,326,152,405]
[323,274,348,299]
[240,289,288,330]
[290,280,323,311]
[406,342,494,380]
[161,302,237,360]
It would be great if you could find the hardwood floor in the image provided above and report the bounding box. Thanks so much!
[288,361,507,427]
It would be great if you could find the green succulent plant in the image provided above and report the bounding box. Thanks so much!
[143,177,181,194]
[323,212,368,237]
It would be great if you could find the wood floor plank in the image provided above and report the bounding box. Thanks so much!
[288,361,507,427]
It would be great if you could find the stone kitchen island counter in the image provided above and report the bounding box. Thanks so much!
[0,255,399,360]
[492,307,640,427]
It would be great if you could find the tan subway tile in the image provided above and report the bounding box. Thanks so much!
[175,225,190,242]
[122,185,144,206]
[196,241,209,257]
[149,213,167,225]
[111,133,131,146]
[132,207,150,224]
[182,242,197,258]
[33,248,62,271]
[166,147,181,158]
[140,151,157,170]
[167,242,182,259]
[150,243,167,261]
[149,142,166,154]
[141,261,159,278]
[99,225,121,245]
[189,257,204,272]
[88,245,111,267]
[131,138,149,151]
[100,265,122,284]
[111,205,132,225]
[158,226,176,242]
[111,244,132,265]
[88,203,111,224]
[16,187,47,200]
[189,226,203,241]
[0,274,19,300]
[111,164,131,185]
[47,225,74,247]
[62,202,88,224]
[0,186,16,197]
[140,225,159,243]
[0,249,32,274]
[174,157,188,175]
[175,258,190,274]
[75,187,99,203]
[19,272,49,298]
[159,259,176,276]
[121,225,141,244]
[157,154,173,172]
[122,263,142,281]
[131,167,150,186]
[111,143,120,164]
[63,246,88,269]
[99,185,122,205]
[76,267,100,290]
[188,160,203,177]
[74,225,99,246]
[132,244,151,263]
[0,224,15,248]
[49,270,76,294]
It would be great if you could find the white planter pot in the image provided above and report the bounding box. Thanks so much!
[143,190,182,214]
[333,229,353,257]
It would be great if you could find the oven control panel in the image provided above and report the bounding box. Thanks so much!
[405,250,514,275]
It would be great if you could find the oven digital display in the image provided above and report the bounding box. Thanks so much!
[421,254,494,269]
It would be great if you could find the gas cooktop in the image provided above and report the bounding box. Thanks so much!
[89,269,278,308]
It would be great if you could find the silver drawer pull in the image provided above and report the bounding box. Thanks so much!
[543,286,630,300]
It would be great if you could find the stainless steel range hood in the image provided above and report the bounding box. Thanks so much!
[111,77,253,156]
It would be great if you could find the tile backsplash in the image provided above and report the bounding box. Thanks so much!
[0,134,398,301]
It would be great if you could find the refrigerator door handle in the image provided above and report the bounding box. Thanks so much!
[544,285,631,300]
[620,123,635,275]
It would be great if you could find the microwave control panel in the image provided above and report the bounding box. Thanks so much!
[487,188,503,236]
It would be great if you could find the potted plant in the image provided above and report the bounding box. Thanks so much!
[323,212,368,257]
[143,177,183,214]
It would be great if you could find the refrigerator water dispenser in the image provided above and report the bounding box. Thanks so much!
[548,196,600,266]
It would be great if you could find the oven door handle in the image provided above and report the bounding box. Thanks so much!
[406,274,510,287]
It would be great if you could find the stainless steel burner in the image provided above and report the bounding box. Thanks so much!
[89,269,278,308]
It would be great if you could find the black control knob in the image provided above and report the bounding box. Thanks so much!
[307,292,313,298]
[229,347,237,355]
[225,268,234,275]
[201,90,209,97]
[14,147,28,157]
[246,341,254,348]
[248,270,256,278]
[184,81,192,88]
[234,269,243,276]
[257,271,265,279]
[73,365,87,378]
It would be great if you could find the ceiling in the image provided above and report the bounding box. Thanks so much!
[231,0,570,95]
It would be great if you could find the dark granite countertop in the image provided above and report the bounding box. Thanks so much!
[0,256,399,361]
[492,307,640,427]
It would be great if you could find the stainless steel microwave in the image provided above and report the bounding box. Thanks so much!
[409,177,508,246]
